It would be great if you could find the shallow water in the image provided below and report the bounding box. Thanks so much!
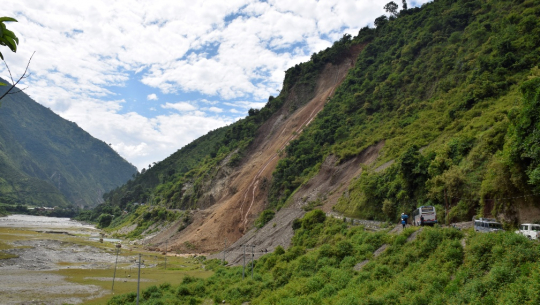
[89,237,122,242]
[0,214,97,230]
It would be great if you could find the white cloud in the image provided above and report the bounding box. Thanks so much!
[224,101,267,109]
[0,0,433,169]
[209,107,223,113]
[161,102,197,112]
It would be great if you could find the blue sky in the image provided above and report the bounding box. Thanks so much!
[1,0,430,170]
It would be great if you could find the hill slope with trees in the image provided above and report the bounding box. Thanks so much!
[0,80,137,210]
[94,0,540,251]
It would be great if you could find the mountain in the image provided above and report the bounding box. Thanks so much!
[0,80,137,208]
[96,0,540,254]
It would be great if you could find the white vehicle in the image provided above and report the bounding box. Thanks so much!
[412,206,437,226]
[515,223,540,240]
[473,217,503,233]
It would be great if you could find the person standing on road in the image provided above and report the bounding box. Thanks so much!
[401,219,406,229]
[401,213,408,227]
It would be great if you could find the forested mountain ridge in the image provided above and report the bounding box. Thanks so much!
[95,0,540,253]
[272,0,540,223]
[0,80,137,209]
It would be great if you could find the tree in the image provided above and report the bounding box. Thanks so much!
[0,17,18,62]
[402,0,408,10]
[374,15,389,28]
[384,1,399,16]
[0,16,33,103]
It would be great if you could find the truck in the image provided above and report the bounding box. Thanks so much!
[515,223,540,240]
[473,217,503,233]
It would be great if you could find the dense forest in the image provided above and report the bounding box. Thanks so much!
[91,0,540,228]
[270,0,540,223]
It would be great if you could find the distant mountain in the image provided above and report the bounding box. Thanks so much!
[0,79,137,208]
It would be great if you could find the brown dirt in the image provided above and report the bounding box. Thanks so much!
[146,45,365,254]
[292,141,385,213]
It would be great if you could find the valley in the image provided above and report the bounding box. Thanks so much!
[0,215,211,304]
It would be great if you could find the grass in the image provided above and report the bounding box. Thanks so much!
[0,227,214,304]
[0,228,40,259]
[57,264,213,305]
[105,211,540,305]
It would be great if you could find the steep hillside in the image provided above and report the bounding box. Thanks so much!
[109,213,540,305]
[0,81,137,208]
[99,0,540,254]
[270,0,540,224]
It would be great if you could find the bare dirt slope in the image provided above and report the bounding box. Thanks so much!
[211,141,385,265]
[148,46,365,254]
[291,141,384,213]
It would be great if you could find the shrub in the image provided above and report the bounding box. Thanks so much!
[255,210,275,228]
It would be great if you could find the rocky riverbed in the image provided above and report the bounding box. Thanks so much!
[0,215,134,304]
[0,215,210,305]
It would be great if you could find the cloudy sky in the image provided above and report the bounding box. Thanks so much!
[1,0,429,170]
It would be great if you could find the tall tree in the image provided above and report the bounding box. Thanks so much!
[402,0,408,10]
[384,1,399,16]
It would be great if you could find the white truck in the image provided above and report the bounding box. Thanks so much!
[515,223,540,240]
[473,217,503,232]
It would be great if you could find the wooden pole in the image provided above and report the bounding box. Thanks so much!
[137,253,141,305]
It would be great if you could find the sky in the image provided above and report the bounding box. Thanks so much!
[1,0,430,170]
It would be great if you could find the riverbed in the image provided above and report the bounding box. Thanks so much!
[0,215,212,304]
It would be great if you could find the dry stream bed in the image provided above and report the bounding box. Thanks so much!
[0,215,212,304]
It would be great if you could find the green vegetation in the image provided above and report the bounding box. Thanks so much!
[0,240,18,259]
[0,16,18,89]
[0,16,18,61]
[89,0,540,229]
[0,202,78,217]
[269,0,540,224]
[92,17,358,227]
[108,210,540,304]
[83,204,187,238]
[0,81,137,208]
[255,210,276,228]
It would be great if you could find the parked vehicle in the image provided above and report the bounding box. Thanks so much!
[515,223,540,239]
[473,217,503,232]
[412,206,437,226]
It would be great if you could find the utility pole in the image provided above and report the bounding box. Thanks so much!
[164,240,167,270]
[223,238,228,265]
[111,243,121,291]
[251,245,255,279]
[137,253,141,305]
[242,244,246,280]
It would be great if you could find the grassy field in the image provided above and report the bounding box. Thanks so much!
[59,260,214,304]
[0,227,213,304]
